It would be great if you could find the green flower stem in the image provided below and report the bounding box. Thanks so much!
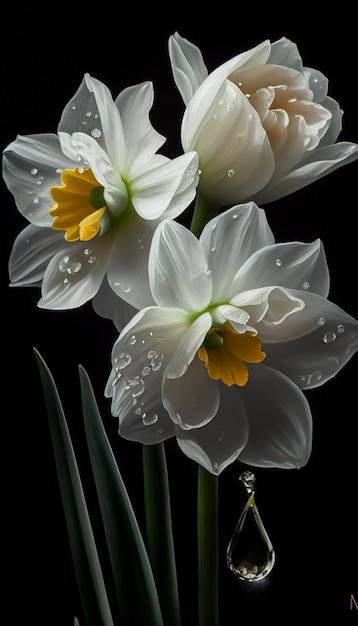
[190,194,220,237]
[142,443,181,626]
[198,466,219,626]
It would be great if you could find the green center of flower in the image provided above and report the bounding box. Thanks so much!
[197,321,266,387]
[49,167,107,242]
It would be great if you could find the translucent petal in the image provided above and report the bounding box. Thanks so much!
[115,81,166,174]
[168,32,208,105]
[38,235,109,309]
[131,151,199,220]
[3,133,73,226]
[239,364,312,468]
[200,203,274,301]
[149,220,212,310]
[106,218,157,310]
[175,381,249,475]
[263,294,358,388]
[163,356,220,429]
[9,224,66,285]
[234,239,329,299]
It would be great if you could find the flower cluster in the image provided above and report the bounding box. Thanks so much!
[4,33,358,476]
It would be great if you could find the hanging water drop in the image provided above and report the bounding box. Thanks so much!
[226,471,275,582]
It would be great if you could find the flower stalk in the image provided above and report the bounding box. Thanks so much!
[197,466,219,626]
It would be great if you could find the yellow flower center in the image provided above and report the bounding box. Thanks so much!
[197,321,266,387]
[49,168,106,242]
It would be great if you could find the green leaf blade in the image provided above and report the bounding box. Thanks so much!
[34,349,114,626]
[79,365,164,626]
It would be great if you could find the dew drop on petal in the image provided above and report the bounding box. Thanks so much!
[30,168,38,175]
[142,413,159,426]
[91,128,102,138]
[302,281,310,290]
[317,317,325,326]
[323,332,336,344]
[227,169,235,178]
[337,324,345,333]
[275,258,282,267]
[114,353,132,369]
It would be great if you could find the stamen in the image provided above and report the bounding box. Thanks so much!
[50,167,106,242]
[198,321,266,387]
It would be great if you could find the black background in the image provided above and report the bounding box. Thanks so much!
[2,3,357,623]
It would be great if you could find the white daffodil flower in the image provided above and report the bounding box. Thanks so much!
[168,32,358,206]
[106,202,358,475]
[3,74,199,311]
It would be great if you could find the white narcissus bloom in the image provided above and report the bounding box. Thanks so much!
[105,203,358,475]
[3,73,199,311]
[168,32,358,206]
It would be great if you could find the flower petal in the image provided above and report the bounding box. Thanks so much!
[200,203,274,301]
[239,364,312,469]
[182,77,275,204]
[234,239,329,298]
[149,220,212,310]
[131,151,199,220]
[115,81,166,174]
[263,293,358,388]
[253,141,358,204]
[9,224,66,286]
[38,234,109,309]
[106,218,157,310]
[163,356,220,429]
[232,286,304,327]
[166,313,212,378]
[92,277,138,332]
[175,381,249,475]
[168,32,208,105]
[107,306,189,419]
[3,134,72,226]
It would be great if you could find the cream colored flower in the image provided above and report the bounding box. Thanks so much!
[169,33,358,205]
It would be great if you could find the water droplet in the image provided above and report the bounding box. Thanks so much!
[218,99,224,106]
[130,335,137,345]
[129,378,145,398]
[151,354,163,371]
[142,366,151,376]
[302,281,310,290]
[227,472,275,582]
[211,246,216,252]
[300,370,322,386]
[317,317,325,326]
[91,128,102,138]
[337,324,345,333]
[323,332,336,344]
[142,413,159,426]
[287,97,297,103]
[33,198,39,204]
[275,258,282,266]
[114,353,132,369]
[147,350,157,360]
[227,169,235,178]
[232,213,238,219]
[30,168,38,175]
[67,262,82,275]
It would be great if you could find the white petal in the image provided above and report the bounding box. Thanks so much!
[57,74,109,155]
[163,356,220,428]
[115,81,166,174]
[168,32,208,105]
[9,224,66,286]
[232,286,304,326]
[149,220,212,310]
[92,277,138,332]
[175,381,249,475]
[263,294,358,388]
[200,203,274,301]
[235,239,329,299]
[3,134,72,226]
[166,313,212,378]
[38,235,109,309]
[131,151,199,220]
[182,78,275,204]
[268,37,303,72]
[107,306,189,417]
[253,141,358,204]
[82,74,125,171]
[239,364,312,469]
[106,218,157,310]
